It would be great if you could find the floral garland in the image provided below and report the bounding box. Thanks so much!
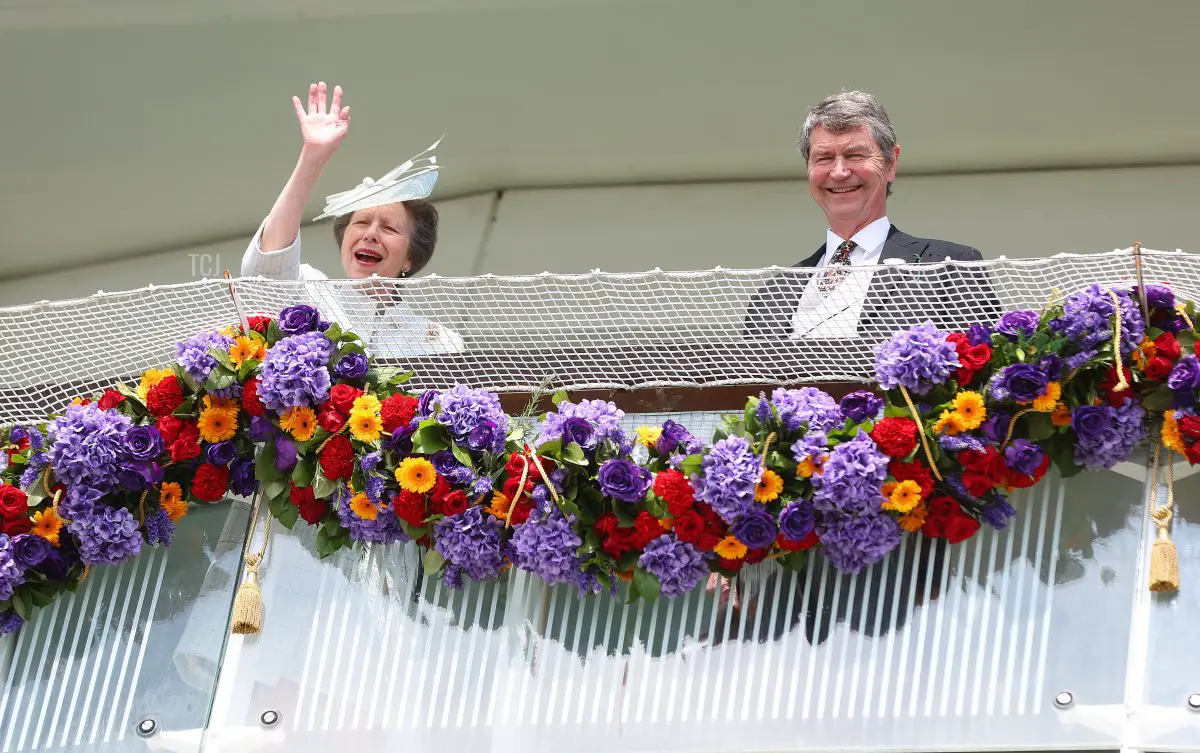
[0,283,1193,634]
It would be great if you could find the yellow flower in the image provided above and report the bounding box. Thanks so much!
[714,536,748,560]
[159,482,187,521]
[1032,382,1062,412]
[350,492,380,520]
[1163,410,1186,454]
[882,479,923,513]
[950,391,986,430]
[197,408,238,443]
[755,468,783,502]
[352,393,382,416]
[219,325,240,338]
[796,457,817,478]
[349,411,383,443]
[1051,405,1072,427]
[934,409,967,435]
[485,491,512,519]
[636,425,663,449]
[32,507,63,546]
[281,406,317,441]
[137,368,174,401]
[229,336,266,366]
[202,395,239,415]
[898,503,928,533]
[396,457,438,494]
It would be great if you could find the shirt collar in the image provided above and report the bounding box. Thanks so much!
[826,215,891,258]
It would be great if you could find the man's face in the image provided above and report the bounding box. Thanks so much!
[806,125,898,231]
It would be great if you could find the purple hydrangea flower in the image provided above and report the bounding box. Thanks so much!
[1072,400,1147,469]
[48,403,133,494]
[692,436,760,524]
[143,508,175,546]
[0,535,24,601]
[335,489,410,545]
[597,458,652,504]
[637,533,709,598]
[840,391,884,424]
[1004,439,1045,476]
[277,304,321,335]
[1142,284,1175,311]
[0,609,23,635]
[511,511,582,585]
[996,310,1040,340]
[875,323,961,395]
[59,487,104,522]
[70,506,143,566]
[1051,284,1145,358]
[473,476,495,498]
[816,510,901,573]
[731,507,777,549]
[257,332,334,411]
[436,385,509,453]
[535,399,627,449]
[175,330,235,385]
[790,431,828,464]
[434,507,507,581]
[811,429,889,516]
[778,500,815,542]
[333,353,369,380]
[989,363,1049,403]
[442,564,465,590]
[124,426,164,462]
[769,387,843,434]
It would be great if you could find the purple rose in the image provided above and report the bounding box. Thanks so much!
[12,534,51,569]
[249,415,276,443]
[1071,405,1114,441]
[597,458,652,504]
[116,461,163,490]
[996,310,1040,340]
[334,353,369,380]
[839,391,883,423]
[36,546,76,580]
[1038,354,1066,382]
[205,440,236,467]
[778,500,815,542]
[981,412,1011,445]
[995,363,1048,403]
[466,420,503,453]
[560,417,597,450]
[278,304,321,335]
[1003,439,1045,476]
[1168,356,1200,392]
[417,390,440,419]
[731,507,778,550]
[431,451,461,476]
[230,457,257,497]
[655,420,695,456]
[275,436,297,472]
[966,323,993,347]
[124,426,164,461]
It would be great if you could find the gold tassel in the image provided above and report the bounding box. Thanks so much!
[1147,443,1180,593]
[230,554,265,634]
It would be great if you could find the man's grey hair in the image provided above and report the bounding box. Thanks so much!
[797,90,897,164]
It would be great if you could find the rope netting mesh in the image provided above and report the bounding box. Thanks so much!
[0,248,1192,427]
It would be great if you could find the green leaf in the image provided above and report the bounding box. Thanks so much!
[321,517,345,539]
[172,395,197,418]
[28,587,55,608]
[1177,330,1196,355]
[268,493,299,529]
[209,346,235,371]
[423,549,445,575]
[644,494,667,519]
[263,479,288,502]
[633,569,660,603]
[537,438,563,459]
[450,442,475,469]
[12,590,31,619]
[678,454,703,477]
[411,425,450,455]
[1142,384,1175,412]
[291,457,316,488]
[1014,348,1026,362]
[324,322,344,341]
[312,467,339,500]
[205,366,236,392]
[562,442,587,467]
[1023,412,1056,441]
[315,529,347,559]
[551,390,569,406]
[339,342,366,356]
[255,442,283,483]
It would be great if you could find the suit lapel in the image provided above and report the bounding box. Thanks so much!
[795,245,826,268]
[880,225,923,264]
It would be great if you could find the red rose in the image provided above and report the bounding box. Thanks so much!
[947,333,993,384]
[870,417,919,459]
[943,514,981,544]
[717,557,746,573]
[191,463,229,502]
[168,423,202,463]
[776,530,819,552]
[508,500,534,526]
[440,490,469,516]
[381,394,418,433]
[1195,339,1200,358]
[97,389,126,411]
[1006,455,1051,489]
[1154,332,1182,361]
[329,384,364,416]
[672,510,706,547]
[2,517,31,537]
[247,315,272,334]
[1177,415,1200,442]
[958,447,1006,480]
[1099,366,1134,407]
[502,475,534,505]
[318,408,346,433]
[601,526,640,558]
[4,438,28,463]
[242,378,266,417]
[393,490,428,527]
[633,511,667,548]
[0,484,28,519]
[889,460,934,500]
[429,476,455,507]
[1146,356,1174,382]
[593,513,619,539]
[923,495,982,543]
[1186,444,1200,465]
[653,469,695,516]
[289,484,329,525]
[156,415,184,443]
[318,434,355,481]
[146,375,184,418]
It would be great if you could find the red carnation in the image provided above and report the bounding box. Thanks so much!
[744,547,770,565]
[318,434,355,481]
[2,517,31,537]
[393,490,428,527]
[1154,332,1182,361]
[870,417,919,459]
[653,469,695,516]
[318,408,346,433]
[1146,356,1174,382]
[601,526,640,558]
[97,389,126,411]
[168,422,201,463]
[146,375,185,418]
[242,378,266,417]
[717,557,746,574]
[889,460,934,501]
[947,333,993,384]
[667,512,702,550]
[381,394,418,432]
[329,384,364,416]
[289,483,329,525]
[776,531,818,552]
[593,513,619,539]
[633,511,667,548]
[0,484,28,519]
[191,463,229,502]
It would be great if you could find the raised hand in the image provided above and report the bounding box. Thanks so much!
[291,81,350,160]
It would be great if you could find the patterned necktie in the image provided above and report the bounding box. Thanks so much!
[818,239,857,293]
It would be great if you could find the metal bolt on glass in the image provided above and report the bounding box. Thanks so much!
[260,710,281,727]
[1187,693,1200,711]
[1053,691,1074,709]
[136,719,157,737]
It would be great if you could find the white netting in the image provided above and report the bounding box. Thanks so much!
[0,248,1192,427]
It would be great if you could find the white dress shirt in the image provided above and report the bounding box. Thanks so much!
[791,216,894,339]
